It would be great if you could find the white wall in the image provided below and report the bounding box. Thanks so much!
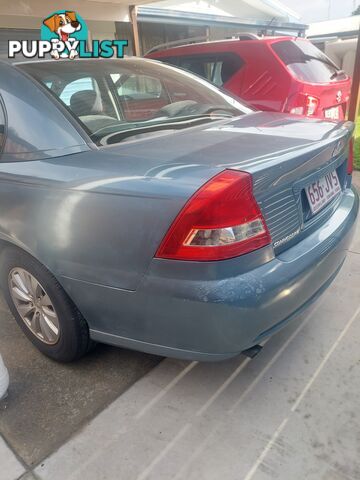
[0,0,130,23]
[308,15,360,37]
[325,38,358,77]
[87,20,117,40]
[149,0,293,20]
[0,0,127,41]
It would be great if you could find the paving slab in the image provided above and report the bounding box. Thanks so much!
[33,250,360,480]
[0,293,161,467]
[0,435,25,480]
[251,316,360,480]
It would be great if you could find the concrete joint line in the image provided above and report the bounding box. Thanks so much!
[243,304,360,480]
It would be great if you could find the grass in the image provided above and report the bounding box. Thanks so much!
[355,113,360,171]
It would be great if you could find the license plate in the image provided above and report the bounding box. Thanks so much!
[305,170,341,215]
[324,106,340,120]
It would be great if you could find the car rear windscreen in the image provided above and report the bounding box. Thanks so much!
[272,40,347,83]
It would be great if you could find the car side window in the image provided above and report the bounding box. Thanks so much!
[0,98,5,154]
[57,76,118,121]
[112,74,165,100]
[110,73,170,121]
[59,77,95,106]
[175,54,243,87]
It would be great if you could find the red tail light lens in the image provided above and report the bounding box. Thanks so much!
[289,94,319,116]
[156,170,271,261]
[347,138,354,174]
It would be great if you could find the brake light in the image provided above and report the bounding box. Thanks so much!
[348,138,354,174]
[156,170,271,261]
[305,95,319,116]
[290,106,304,115]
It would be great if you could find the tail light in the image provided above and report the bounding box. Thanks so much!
[155,170,271,261]
[290,106,304,115]
[347,138,354,174]
[289,94,319,117]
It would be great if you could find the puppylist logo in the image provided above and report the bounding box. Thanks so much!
[8,10,128,60]
[42,10,88,60]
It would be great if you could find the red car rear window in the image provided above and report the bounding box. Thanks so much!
[272,40,347,83]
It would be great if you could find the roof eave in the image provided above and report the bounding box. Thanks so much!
[138,6,307,31]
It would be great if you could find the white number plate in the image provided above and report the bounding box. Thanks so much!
[324,106,340,120]
[305,170,341,215]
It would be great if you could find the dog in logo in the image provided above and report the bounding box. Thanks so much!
[43,11,82,59]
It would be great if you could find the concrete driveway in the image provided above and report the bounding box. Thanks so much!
[0,295,160,468]
[1,174,360,480]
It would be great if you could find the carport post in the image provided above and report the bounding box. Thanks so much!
[348,25,360,122]
[129,5,141,56]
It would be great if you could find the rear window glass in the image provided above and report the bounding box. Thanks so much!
[162,53,243,87]
[272,40,347,83]
[20,59,251,146]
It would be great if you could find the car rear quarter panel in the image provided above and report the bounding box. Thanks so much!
[0,62,217,292]
[224,42,293,112]
[0,158,220,291]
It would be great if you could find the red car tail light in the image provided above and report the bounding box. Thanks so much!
[289,94,319,117]
[347,138,354,174]
[290,106,304,115]
[156,170,271,261]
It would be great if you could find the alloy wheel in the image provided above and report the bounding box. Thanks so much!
[8,267,60,345]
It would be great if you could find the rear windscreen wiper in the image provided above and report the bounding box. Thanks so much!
[302,53,342,73]
[330,69,345,80]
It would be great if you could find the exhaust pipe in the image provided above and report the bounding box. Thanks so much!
[242,344,263,359]
[0,354,9,400]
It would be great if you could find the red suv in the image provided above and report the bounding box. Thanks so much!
[147,36,351,121]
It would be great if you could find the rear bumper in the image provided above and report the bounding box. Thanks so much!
[62,187,359,361]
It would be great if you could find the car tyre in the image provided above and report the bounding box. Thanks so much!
[0,247,93,362]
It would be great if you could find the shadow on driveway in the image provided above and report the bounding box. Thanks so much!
[0,293,161,467]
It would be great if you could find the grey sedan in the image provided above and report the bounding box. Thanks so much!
[0,58,358,362]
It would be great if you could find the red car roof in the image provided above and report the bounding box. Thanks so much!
[147,36,298,58]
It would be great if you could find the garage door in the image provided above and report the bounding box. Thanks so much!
[0,29,40,60]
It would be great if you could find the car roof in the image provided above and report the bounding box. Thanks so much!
[1,56,152,67]
[0,56,58,65]
[147,36,301,56]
